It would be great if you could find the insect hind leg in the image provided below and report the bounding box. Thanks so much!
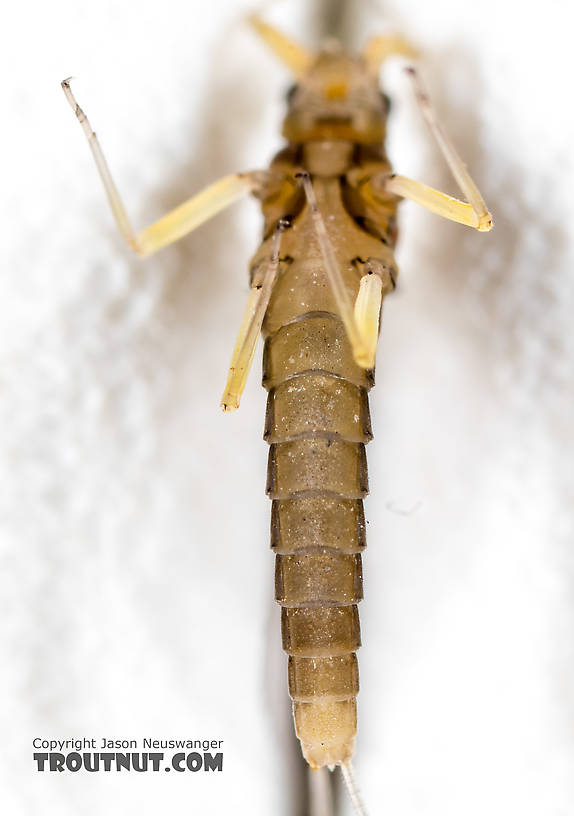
[220,218,289,412]
[297,172,371,369]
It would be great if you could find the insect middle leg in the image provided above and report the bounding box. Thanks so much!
[61,79,268,257]
[377,67,493,231]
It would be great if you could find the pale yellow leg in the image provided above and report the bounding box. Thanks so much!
[248,14,313,77]
[220,220,288,412]
[380,67,492,232]
[362,34,419,73]
[354,269,383,369]
[297,173,369,368]
[62,78,267,257]
[382,175,489,230]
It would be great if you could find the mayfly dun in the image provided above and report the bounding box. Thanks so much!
[62,11,492,813]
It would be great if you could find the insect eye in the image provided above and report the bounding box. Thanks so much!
[286,83,298,104]
[381,93,392,114]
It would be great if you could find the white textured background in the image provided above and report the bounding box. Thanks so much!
[1,0,572,814]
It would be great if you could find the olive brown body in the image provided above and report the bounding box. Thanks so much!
[61,15,491,782]
[256,139,398,767]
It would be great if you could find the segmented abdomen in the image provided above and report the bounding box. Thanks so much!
[263,311,373,768]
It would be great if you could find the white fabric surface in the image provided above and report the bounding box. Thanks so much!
[1,0,573,814]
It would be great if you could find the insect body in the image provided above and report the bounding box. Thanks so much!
[257,64,399,769]
[62,11,491,804]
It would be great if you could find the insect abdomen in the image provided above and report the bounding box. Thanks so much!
[264,313,373,768]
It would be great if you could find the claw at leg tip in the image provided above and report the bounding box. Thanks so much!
[478,214,493,232]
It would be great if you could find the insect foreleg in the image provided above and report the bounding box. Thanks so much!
[379,67,493,232]
[248,14,312,77]
[221,219,289,412]
[61,78,268,256]
[362,33,419,73]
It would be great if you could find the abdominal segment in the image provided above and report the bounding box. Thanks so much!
[264,312,373,768]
